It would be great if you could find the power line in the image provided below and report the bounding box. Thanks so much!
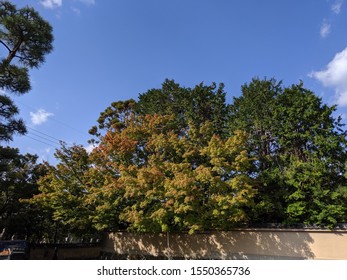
[27,126,63,143]
[28,131,61,146]
[9,100,94,151]
[24,135,59,148]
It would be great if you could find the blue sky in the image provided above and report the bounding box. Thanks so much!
[5,0,347,163]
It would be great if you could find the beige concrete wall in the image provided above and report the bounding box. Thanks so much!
[103,229,347,260]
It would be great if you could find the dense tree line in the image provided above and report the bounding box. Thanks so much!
[29,78,347,237]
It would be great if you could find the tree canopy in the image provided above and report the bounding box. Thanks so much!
[29,78,347,235]
[32,113,256,234]
[230,78,347,226]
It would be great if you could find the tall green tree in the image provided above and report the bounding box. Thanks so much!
[89,79,230,143]
[230,78,282,172]
[137,79,229,136]
[0,1,54,240]
[274,83,347,226]
[230,78,347,227]
[0,0,53,141]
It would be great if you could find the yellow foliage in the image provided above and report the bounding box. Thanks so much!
[79,115,256,233]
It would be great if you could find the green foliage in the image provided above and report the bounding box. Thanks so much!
[33,115,256,234]
[94,114,256,233]
[0,147,45,240]
[137,79,229,136]
[90,79,230,143]
[284,157,346,227]
[31,78,347,236]
[230,78,347,227]
[0,0,53,141]
[30,144,98,235]
[0,94,26,141]
[230,77,282,171]
[0,1,54,241]
[0,1,53,69]
[89,99,137,143]
[0,64,30,94]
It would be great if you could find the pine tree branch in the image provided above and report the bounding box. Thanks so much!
[0,40,11,53]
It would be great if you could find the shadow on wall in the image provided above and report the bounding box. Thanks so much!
[103,229,315,260]
[173,230,315,259]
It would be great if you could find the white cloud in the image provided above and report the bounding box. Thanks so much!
[320,21,331,38]
[310,47,347,106]
[78,0,95,5]
[41,0,95,10]
[72,7,81,15]
[84,143,97,154]
[332,0,343,14]
[40,0,62,9]
[30,109,54,125]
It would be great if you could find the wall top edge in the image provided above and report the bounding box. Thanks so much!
[108,227,347,235]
